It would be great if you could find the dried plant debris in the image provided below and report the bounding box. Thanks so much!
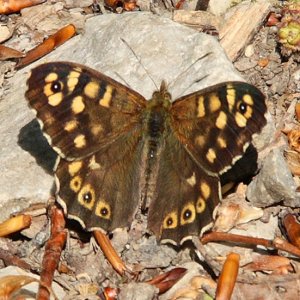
[277,1,300,56]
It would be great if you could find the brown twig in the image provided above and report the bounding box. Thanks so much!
[37,206,67,300]
[201,231,300,257]
[0,248,31,270]
[0,215,31,237]
[282,214,300,249]
[0,0,45,14]
[16,24,76,69]
[216,252,240,300]
[93,230,127,276]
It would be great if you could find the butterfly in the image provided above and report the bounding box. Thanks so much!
[25,61,267,245]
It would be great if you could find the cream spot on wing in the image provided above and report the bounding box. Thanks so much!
[45,72,58,83]
[215,111,227,130]
[197,96,205,117]
[68,161,83,176]
[88,155,101,170]
[235,112,247,127]
[64,120,78,132]
[195,135,206,147]
[43,83,52,97]
[44,112,55,126]
[99,85,113,108]
[78,184,95,210]
[91,124,103,136]
[226,84,235,111]
[72,96,85,114]
[48,92,63,106]
[84,81,99,98]
[206,148,216,163]
[186,172,196,186]
[95,200,111,220]
[209,94,221,112]
[200,181,211,199]
[244,105,253,119]
[243,94,254,105]
[180,203,196,225]
[217,136,227,148]
[163,211,178,229]
[67,71,80,92]
[74,134,86,148]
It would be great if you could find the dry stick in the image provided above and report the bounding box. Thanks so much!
[37,207,67,300]
[0,215,31,237]
[216,252,240,300]
[282,214,300,249]
[0,249,31,270]
[94,230,127,276]
[201,232,300,257]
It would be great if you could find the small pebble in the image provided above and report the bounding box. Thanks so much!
[244,44,255,58]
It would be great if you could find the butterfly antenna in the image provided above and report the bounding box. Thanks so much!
[177,74,209,97]
[168,52,212,91]
[114,71,133,89]
[121,38,159,91]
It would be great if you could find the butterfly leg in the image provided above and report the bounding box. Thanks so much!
[37,206,67,300]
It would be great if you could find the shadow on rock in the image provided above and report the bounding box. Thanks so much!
[18,119,57,174]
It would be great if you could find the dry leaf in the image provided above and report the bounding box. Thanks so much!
[0,275,38,299]
[244,254,292,274]
[287,129,300,152]
[0,44,24,60]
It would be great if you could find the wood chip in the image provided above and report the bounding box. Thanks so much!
[220,0,272,61]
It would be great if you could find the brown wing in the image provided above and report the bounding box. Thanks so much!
[26,61,146,160]
[55,126,143,232]
[147,131,220,245]
[171,82,267,175]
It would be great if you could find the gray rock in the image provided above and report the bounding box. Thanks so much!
[247,148,300,207]
[119,282,158,300]
[0,12,245,222]
[124,236,177,268]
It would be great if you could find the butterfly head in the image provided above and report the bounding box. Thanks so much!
[149,80,172,109]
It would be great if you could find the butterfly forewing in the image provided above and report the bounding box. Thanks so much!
[171,82,267,175]
[26,62,146,160]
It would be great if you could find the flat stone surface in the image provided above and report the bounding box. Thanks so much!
[247,148,300,207]
[0,12,243,222]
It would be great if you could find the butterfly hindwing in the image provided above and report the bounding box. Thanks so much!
[55,127,143,231]
[26,62,146,160]
[148,131,220,244]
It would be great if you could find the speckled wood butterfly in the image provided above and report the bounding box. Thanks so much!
[25,61,266,245]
